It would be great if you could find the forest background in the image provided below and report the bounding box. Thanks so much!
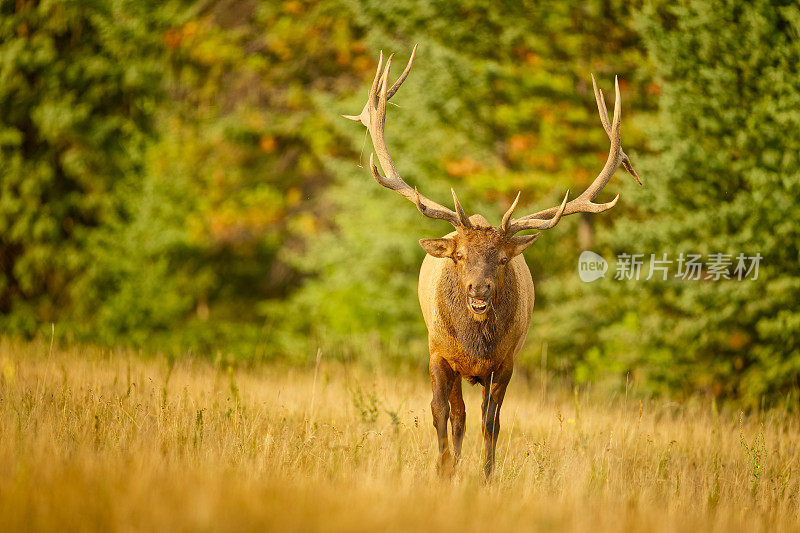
[2,0,799,405]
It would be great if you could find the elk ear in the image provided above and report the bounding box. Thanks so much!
[510,233,541,257]
[419,238,456,258]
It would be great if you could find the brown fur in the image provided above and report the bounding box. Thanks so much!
[435,262,518,360]
[418,215,535,477]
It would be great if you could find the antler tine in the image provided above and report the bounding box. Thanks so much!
[577,76,622,203]
[593,74,641,185]
[591,74,611,136]
[377,53,391,125]
[451,188,473,228]
[500,191,521,234]
[344,47,464,228]
[387,44,417,99]
[342,51,384,123]
[342,48,417,125]
[612,75,621,134]
[373,51,385,101]
[505,76,642,234]
[506,190,569,234]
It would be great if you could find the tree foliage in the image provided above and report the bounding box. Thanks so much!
[0,0,167,332]
[538,0,800,404]
[0,0,797,403]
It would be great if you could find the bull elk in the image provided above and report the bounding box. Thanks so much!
[343,46,641,478]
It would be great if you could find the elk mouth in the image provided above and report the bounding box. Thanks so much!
[468,297,490,315]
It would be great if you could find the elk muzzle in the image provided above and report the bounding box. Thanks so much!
[467,282,492,315]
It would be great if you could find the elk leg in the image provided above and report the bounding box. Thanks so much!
[481,372,510,479]
[429,356,456,475]
[448,377,466,463]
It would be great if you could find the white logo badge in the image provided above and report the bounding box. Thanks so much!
[578,251,608,282]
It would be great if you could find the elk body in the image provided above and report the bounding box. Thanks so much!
[344,47,640,477]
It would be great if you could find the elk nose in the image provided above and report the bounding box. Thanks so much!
[468,283,492,299]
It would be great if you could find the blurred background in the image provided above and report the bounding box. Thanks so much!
[0,0,798,405]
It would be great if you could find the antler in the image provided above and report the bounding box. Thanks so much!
[503,75,641,235]
[342,46,472,229]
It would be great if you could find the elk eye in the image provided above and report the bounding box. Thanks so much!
[455,252,463,261]
[499,257,508,265]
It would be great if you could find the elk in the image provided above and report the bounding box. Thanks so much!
[343,47,641,477]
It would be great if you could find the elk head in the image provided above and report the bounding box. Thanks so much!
[343,46,641,316]
[416,190,565,315]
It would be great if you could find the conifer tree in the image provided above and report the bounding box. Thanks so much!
[550,0,800,403]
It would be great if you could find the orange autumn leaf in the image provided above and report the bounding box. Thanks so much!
[163,28,182,49]
[283,1,303,15]
[259,135,277,153]
[508,133,536,156]
[445,158,483,177]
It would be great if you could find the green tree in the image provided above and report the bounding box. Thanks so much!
[548,0,800,404]
[0,0,167,333]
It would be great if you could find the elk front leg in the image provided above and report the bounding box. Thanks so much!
[429,356,456,476]
[481,370,511,479]
[449,377,466,463]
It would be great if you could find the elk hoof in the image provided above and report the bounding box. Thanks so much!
[437,450,455,478]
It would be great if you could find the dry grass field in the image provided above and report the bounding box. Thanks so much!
[0,338,798,532]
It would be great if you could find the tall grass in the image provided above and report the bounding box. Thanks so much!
[0,338,797,532]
